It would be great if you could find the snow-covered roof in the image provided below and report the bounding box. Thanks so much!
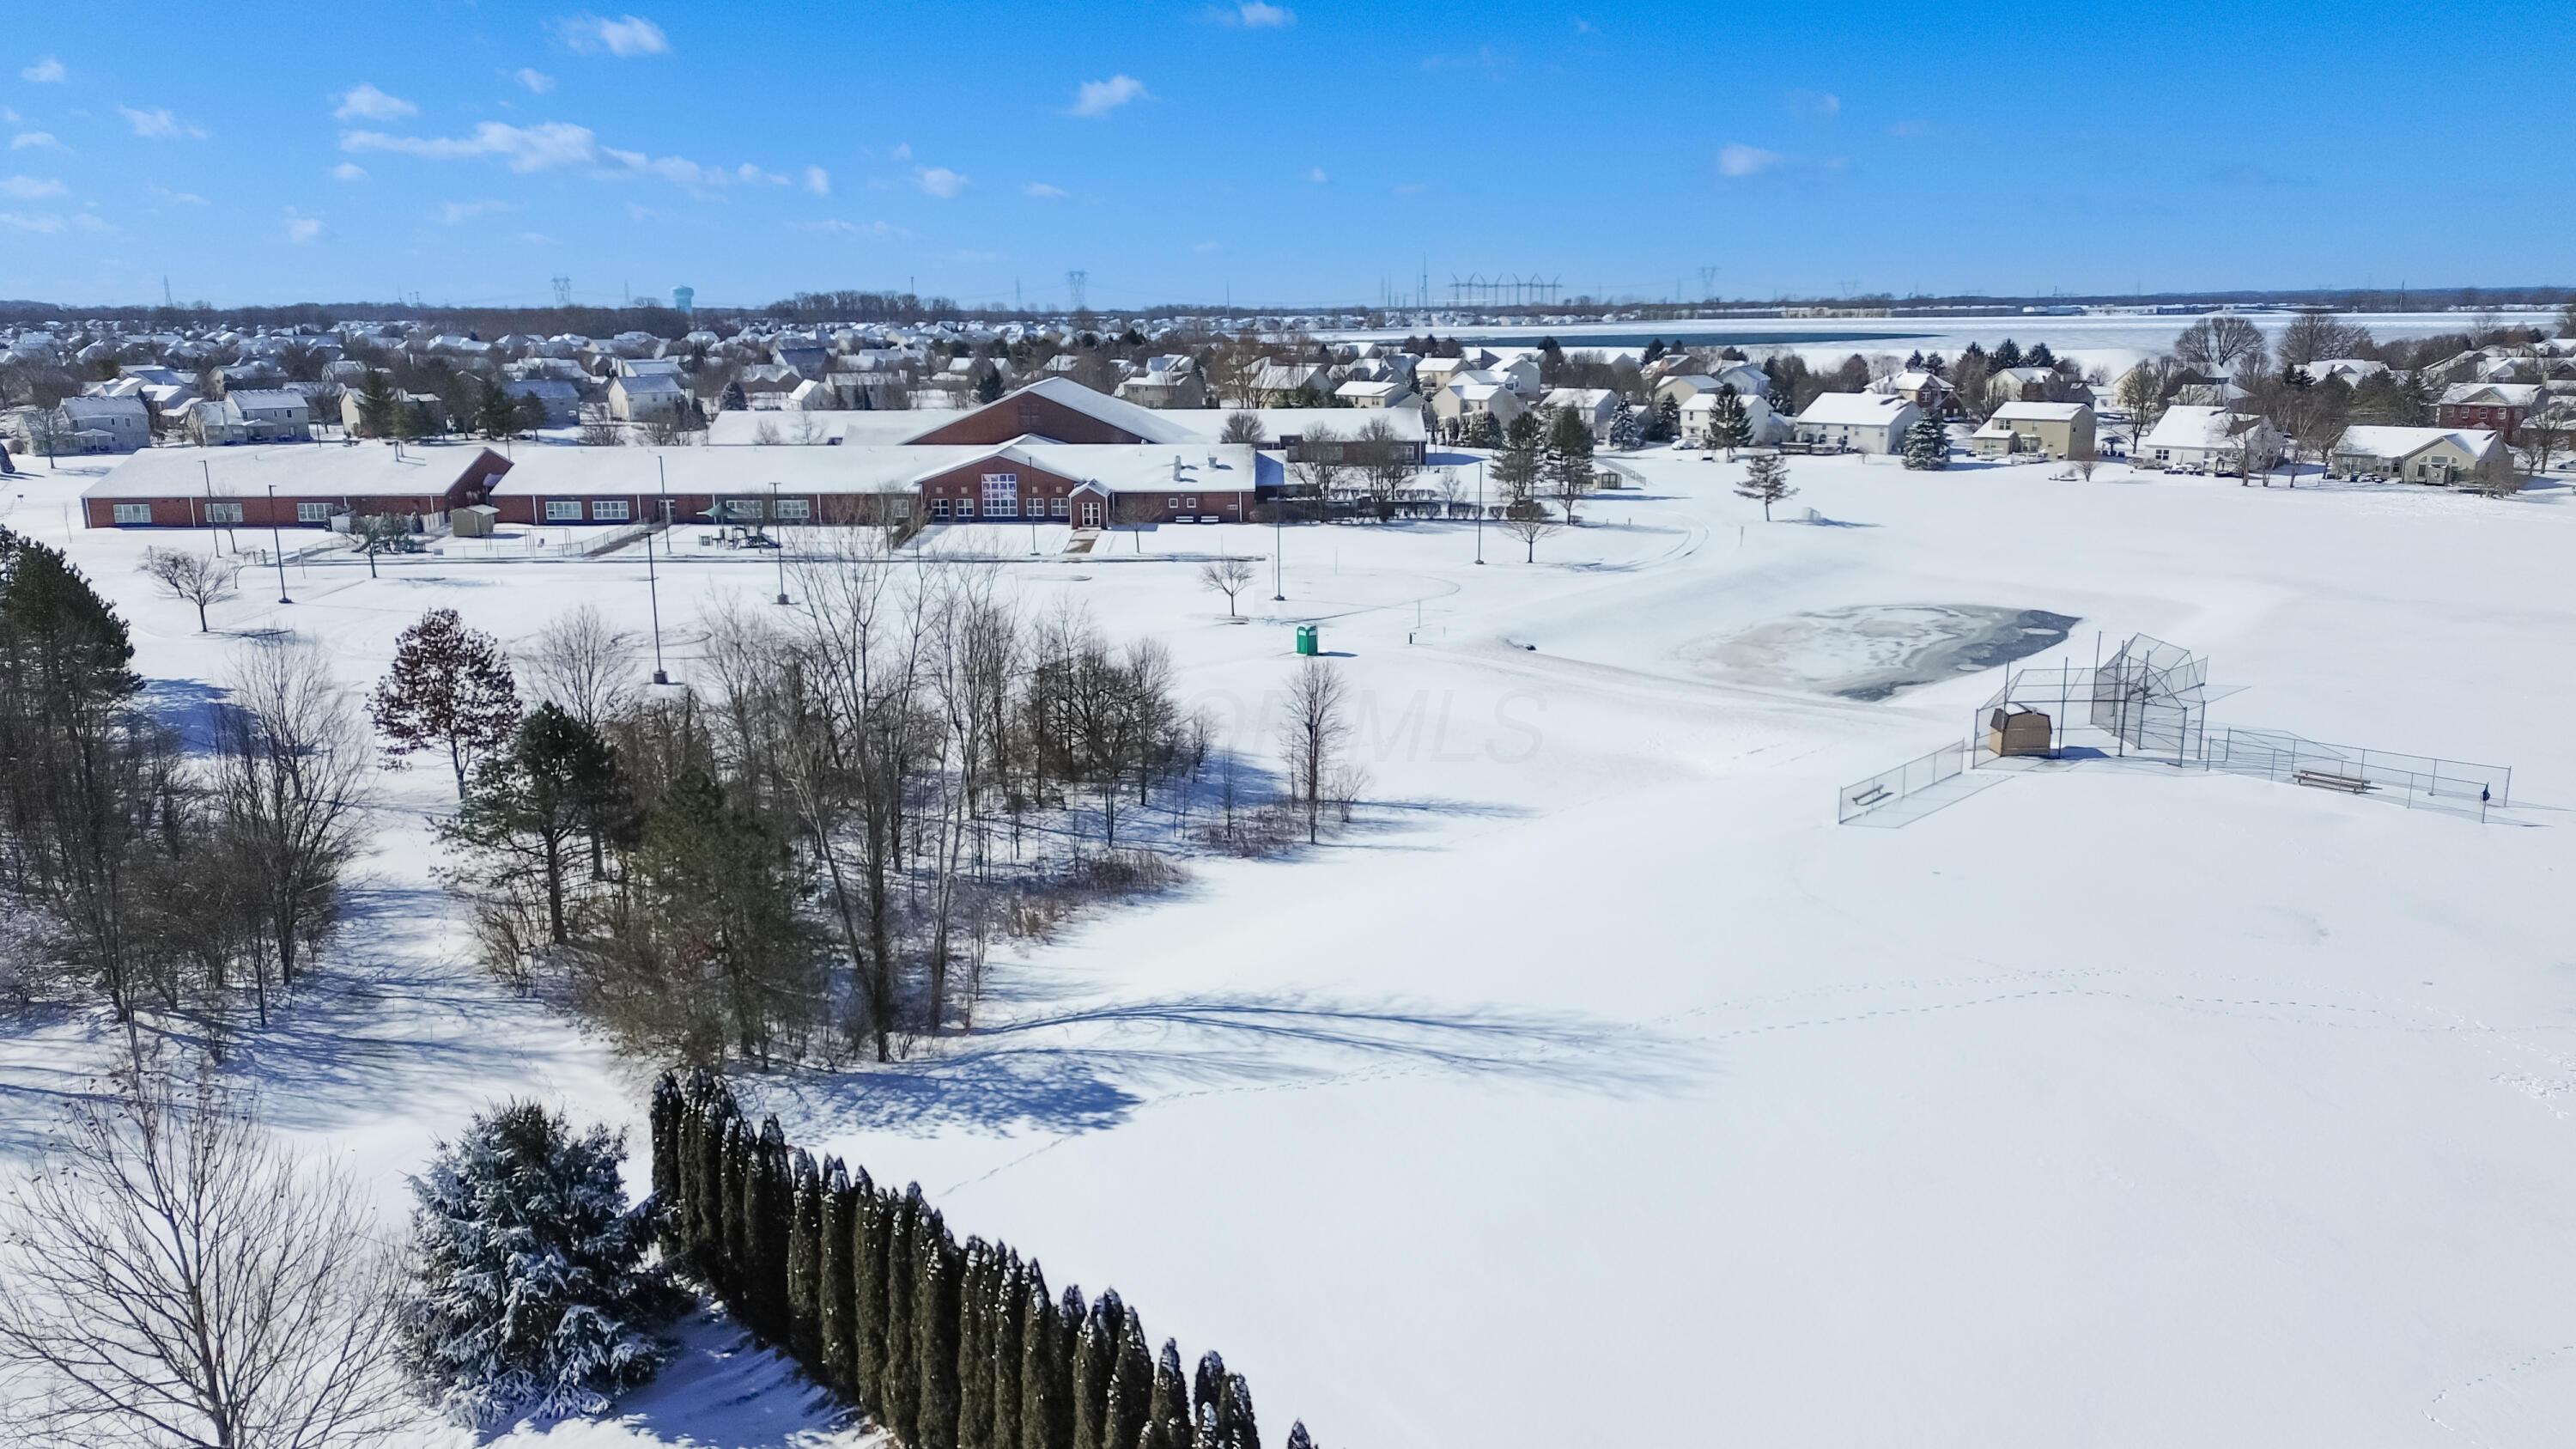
[1795,392,1913,426]
[2438,381,2541,406]
[705,411,933,447]
[1986,401,2089,423]
[2332,425,2502,462]
[488,440,1270,498]
[81,443,504,500]
[2140,405,2264,451]
[225,388,310,411]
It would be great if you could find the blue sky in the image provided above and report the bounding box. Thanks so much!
[3,1,2567,311]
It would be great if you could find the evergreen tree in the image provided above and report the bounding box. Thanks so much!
[1708,385,1753,456]
[1735,453,1797,521]
[1073,1291,1117,1449]
[370,607,522,791]
[1018,1264,1065,1449]
[690,1091,731,1279]
[1992,338,2024,369]
[818,1160,856,1396]
[352,368,401,437]
[441,702,627,946]
[720,1116,755,1299]
[915,1217,965,1449]
[1146,1340,1190,1449]
[720,380,750,411]
[975,367,1005,404]
[477,378,520,438]
[1651,393,1681,442]
[2025,341,2056,369]
[1606,398,1640,451]
[1103,1307,1152,1449]
[396,1100,676,1426]
[1903,414,1951,472]
[854,1178,890,1410]
[958,1239,995,1449]
[1491,408,1545,504]
[1219,1375,1258,1449]
[787,1150,823,1364]
[648,1072,683,1225]
[886,1186,923,1440]
[1283,1424,1314,1449]
[752,1118,794,1339]
[517,391,554,435]
[990,1252,1027,1449]
[629,770,821,1065]
[1541,405,1596,521]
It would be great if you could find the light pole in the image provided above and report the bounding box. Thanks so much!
[769,481,789,605]
[1271,487,1286,601]
[647,461,671,685]
[264,484,291,603]
[1474,459,1485,565]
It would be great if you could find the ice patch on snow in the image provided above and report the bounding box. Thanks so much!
[1700,604,2078,701]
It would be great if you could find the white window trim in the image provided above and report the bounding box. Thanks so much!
[546,500,583,521]
[113,502,152,524]
[204,502,244,524]
[592,500,631,521]
[296,502,332,523]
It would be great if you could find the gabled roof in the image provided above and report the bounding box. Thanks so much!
[902,376,1194,446]
[82,443,506,500]
[2140,405,2268,450]
[1795,391,1914,426]
[1987,400,2089,423]
[2332,424,2503,462]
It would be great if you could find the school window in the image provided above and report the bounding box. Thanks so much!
[958,497,978,519]
[547,500,582,521]
[1185,496,1197,509]
[890,497,913,519]
[1167,496,1180,509]
[932,497,951,519]
[774,498,811,521]
[297,502,331,523]
[1051,496,1069,518]
[981,472,1019,517]
[112,503,151,525]
[724,498,765,521]
[204,502,244,524]
[592,500,630,521]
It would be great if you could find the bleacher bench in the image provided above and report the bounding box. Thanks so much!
[2293,769,2371,794]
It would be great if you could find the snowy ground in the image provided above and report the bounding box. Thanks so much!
[6,441,2576,1447]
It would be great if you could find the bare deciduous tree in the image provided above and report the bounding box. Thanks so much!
[0,1062,403,1449]
[138,546,239,633]
[1278,656,1350,846]
[1499,505,1563,563]
[1197,557,1255,618]
[2174,314,2269,379]
[520,603,642,726]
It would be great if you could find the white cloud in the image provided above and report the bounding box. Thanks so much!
[1069,75,1148,119]
[1787,89,1840,120]
[1214,2,1295,24]
[2,210,112,234]
[1392,181,1427,197]
[1716,143,1783,178]
[343,119,598,172]
[625,202,656,222]
[21,57,65,83]
[148,184,208,205]
[513,67,556,93]
[1192,240,1222,253]
[333,82,417,122]
[331,161,368,181]
[735,161,789,186]
[1,174,65,199]
[285,210,323,244]
[10,131,63,151]
[516,231,558,246]
[803,165,830,196]
[1023,181,1067,199]
[121,107,209,141]
[891,143,912,161]
[797,218,903,238]
[1305,166,1327,183]
[914,165,967,198]
[556,14,670,57]
[437,198,517,224]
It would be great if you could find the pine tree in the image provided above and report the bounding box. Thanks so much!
[1903,414,1950,472]
[370,607,522,790]
[720,1116,755,1300]
[854,1177,890,1410]
[396,1100,675,1426]
[1652,393,1681,442]
[1282,1424,1313,1449]
[691,1090,731,1280]
[1218,1375,1258,1449]
[1146,1340,1190,1449]
[752,1118,795,1339]
[1541,405,1596,521]
[355,368,401,437]
[440,702,628,946]
[1736,454,1797,521]
[477,378,520,438]
[916,1214,963,1449]
[648,1072,683,1228]
[1192,1352,1226,1434]
[1992,338,2024,369]
[720,380,750,411]
[787,1150,823,1365]
[975,368,1005,404]
[957,1239,994,1449]
[1708,385,1753,456]
[1606,397,1640,451]
[1491,408,1545,504]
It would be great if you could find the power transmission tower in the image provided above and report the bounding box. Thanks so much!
[550,275,573,307]
[1066,270,1088,311]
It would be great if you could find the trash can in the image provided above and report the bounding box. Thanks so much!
[1294,624,1318,656]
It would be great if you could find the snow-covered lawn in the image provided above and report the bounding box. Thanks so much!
[5,444,2574,1447]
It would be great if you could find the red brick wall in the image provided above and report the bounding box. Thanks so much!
[903,393,1148,446]
[86,493,456,528]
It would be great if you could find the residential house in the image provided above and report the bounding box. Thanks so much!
[49,395,152,453]
[1878,369,1955,416]
[501,378,582,426]
[2330,425,2505,484]
[1679,389,1781,447]
[1971,401,2096,460]
[1791,392,1920,454]
[226,389,314,441]
[1429,377,1525,437]
[611,373,693,423]
[1334,378,1418,410]
[2137,405,2284,472]
[2436,381,2542,443]
[1115,364,1210,410]
[1538,387,1623,443]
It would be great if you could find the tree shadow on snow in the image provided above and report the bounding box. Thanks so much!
[486,1307,854,1449]
[759,989,1707,1142]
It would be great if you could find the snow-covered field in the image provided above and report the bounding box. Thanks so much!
[6,441,2576,1448]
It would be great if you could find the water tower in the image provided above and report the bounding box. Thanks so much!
[671,285,695,317]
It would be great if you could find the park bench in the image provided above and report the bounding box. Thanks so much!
[1847,783,1891,809]
[2293,768,2371,794]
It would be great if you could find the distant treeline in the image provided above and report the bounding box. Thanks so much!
[649,1070,1308,1449]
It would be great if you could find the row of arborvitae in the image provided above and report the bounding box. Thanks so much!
[650,1072,1313,1449]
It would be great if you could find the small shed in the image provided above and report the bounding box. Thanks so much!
[1987,705,2052,758]
[452,503,501,538]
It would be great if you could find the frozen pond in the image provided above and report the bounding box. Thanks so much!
[1699,604,2079,701]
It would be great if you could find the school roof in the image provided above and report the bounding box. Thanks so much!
[920,376,1426,448]
[704,410,933,446]
[79,442,505,500]
[486,440,1273,497]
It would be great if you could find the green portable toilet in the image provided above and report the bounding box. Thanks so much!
[1294,624,1318,656]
